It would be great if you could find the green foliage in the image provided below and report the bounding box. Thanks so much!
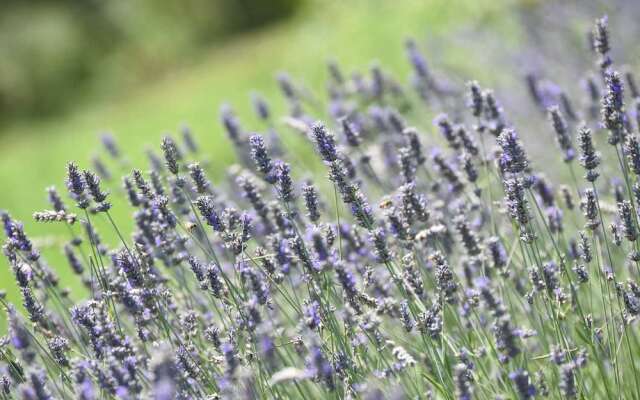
[0,0,302,124]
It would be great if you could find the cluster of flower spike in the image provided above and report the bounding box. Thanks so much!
[3,14,640,400]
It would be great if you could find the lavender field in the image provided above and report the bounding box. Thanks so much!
[3,1,640,399]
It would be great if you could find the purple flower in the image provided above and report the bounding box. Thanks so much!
[66,162,89,209]
[304,300,321,330]
[160,136,181,175]
[249,134,274,178]
[312,123,338,163]
[497,129,529,175]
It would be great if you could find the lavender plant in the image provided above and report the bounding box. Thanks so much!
[2,15,640,400]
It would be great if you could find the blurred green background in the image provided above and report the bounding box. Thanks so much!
[0,0,635,327]
[0,0,300,123]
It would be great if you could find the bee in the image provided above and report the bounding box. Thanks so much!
[378,198,394,210]
[185,222,198,233]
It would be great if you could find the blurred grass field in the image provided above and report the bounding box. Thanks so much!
[0,0,526,327]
